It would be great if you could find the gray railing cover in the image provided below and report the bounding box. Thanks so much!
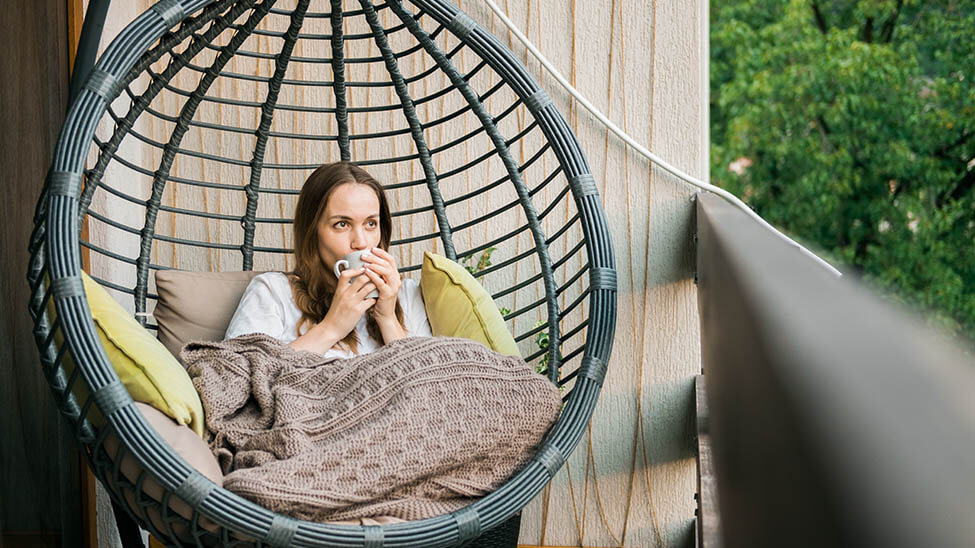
[696,192,975,548]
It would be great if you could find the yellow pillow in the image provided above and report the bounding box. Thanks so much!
[420,251,520,357]
[82,273,205,436]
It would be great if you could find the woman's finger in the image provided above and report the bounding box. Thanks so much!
[363,260,399,287]
[362,262,393,280]
[336,267,365,290]
[361,267,382,285]
[358,281,379,297]
[361,252,391,270]
[338,266,364,278]
[366,247,398,269]
[368,246,393,260]
[362,267,394,295]
[350,270,376,289]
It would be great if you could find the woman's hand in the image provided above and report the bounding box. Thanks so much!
[323,265,379,336]
[361,247,401,321]
[289,267,377,353]
[362,247,407,343]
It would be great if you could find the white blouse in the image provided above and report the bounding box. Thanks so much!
[224,272,432,360]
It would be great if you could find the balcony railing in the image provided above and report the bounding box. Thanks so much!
[695,192,975,548]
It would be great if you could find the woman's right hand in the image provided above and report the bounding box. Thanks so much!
[321,266,378,338]
[289,267,377,353]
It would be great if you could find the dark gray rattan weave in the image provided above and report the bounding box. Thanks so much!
[28,1,616,546]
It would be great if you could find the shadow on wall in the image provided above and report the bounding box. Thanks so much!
[586,374,697,475]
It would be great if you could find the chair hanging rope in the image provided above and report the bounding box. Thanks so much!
[28,1,617,546]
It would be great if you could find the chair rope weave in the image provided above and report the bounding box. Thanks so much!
[28,1,616,546]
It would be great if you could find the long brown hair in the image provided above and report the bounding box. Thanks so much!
[289,161,404,353]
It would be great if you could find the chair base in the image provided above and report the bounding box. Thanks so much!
[112,500,145,548]
[468,513,521,548]
[117,506,521,548]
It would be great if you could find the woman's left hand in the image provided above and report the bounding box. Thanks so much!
[361,247,401,321]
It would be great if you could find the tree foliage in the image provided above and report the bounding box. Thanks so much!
[711,0,975,340]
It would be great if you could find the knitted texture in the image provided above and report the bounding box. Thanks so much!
[182,334,561,522]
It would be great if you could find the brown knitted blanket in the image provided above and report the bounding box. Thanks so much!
[182,334,561,522]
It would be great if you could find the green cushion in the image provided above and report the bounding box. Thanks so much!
[420,251,520,357]
[82,273,205,436]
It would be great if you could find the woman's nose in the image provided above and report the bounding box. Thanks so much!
[350,226,367,250]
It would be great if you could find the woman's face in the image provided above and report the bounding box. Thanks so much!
[316,182,382,270]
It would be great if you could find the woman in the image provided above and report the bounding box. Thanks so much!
[202,164,559,524]
[225,161,431,357]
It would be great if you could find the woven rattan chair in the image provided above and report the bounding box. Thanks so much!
[28,0,616,546]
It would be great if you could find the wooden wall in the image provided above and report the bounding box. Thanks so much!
[0,1,83,546]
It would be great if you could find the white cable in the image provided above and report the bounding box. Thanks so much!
[480,0,841,276]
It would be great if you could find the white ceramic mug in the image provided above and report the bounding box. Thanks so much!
[334,249,379,299]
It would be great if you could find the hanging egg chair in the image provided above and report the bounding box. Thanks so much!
[28,0,616,545]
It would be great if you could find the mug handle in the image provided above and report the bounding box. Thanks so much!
[333,259,349,279]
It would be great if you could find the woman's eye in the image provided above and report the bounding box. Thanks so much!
[367,220,378,228]
[335,221,348,229]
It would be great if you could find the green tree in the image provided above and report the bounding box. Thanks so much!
[711,0,975,340]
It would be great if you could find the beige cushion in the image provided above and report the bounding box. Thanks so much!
[154,270,262,358]
[104,403,222,538]
[133,402,222,483]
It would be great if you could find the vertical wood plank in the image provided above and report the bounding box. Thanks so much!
[0,0,82,547]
